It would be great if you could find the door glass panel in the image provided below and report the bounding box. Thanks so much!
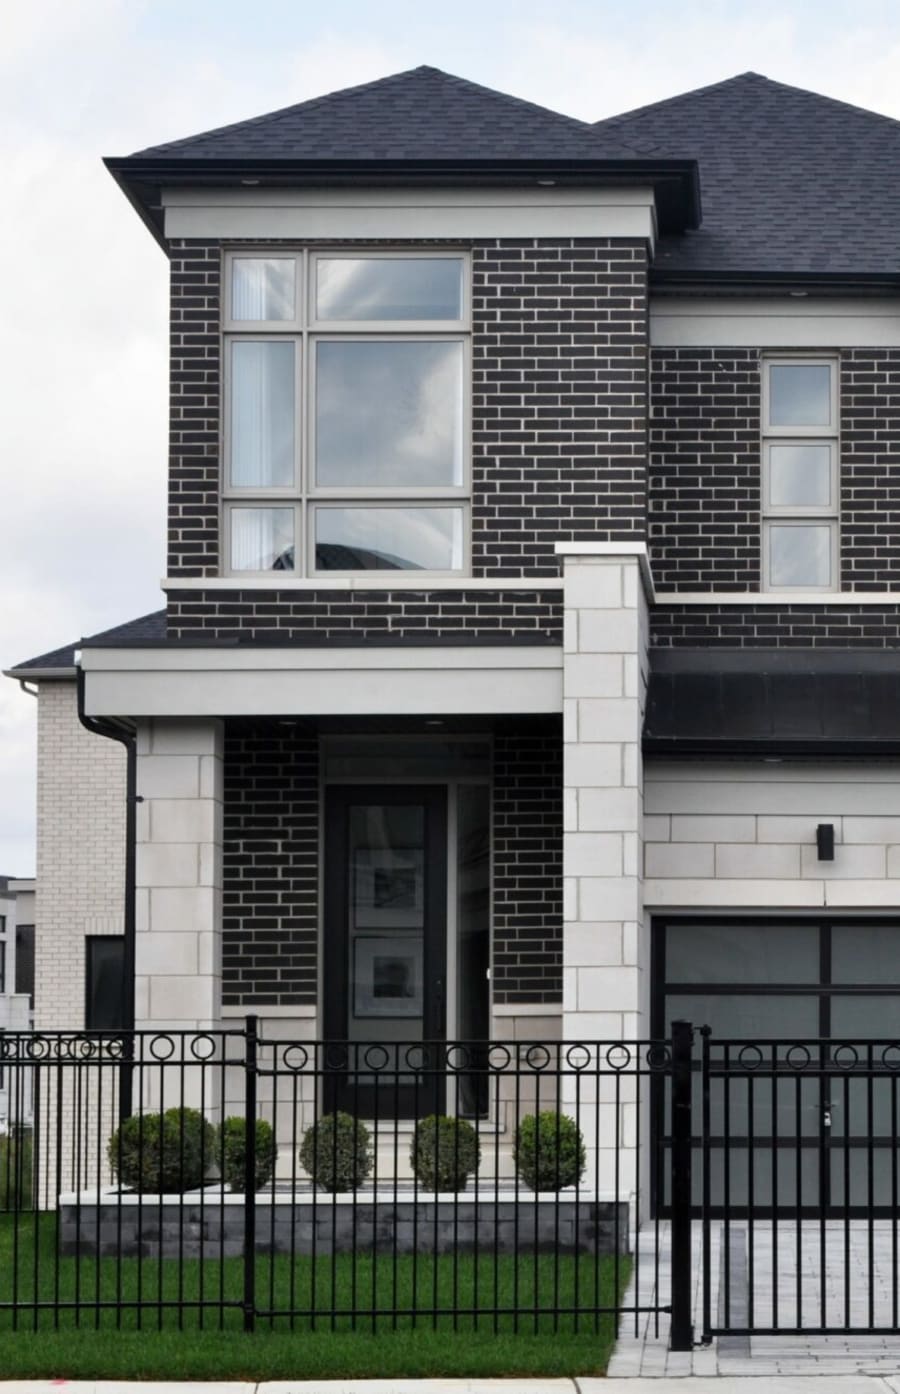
[347,804,425,1050]
[832,924,900,984]
[456,786,490,1116]
[666,923,819,984]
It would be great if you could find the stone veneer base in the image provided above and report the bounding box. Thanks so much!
[59,1189,629,1259]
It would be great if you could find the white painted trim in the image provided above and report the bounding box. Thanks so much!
[654,591,900,605]
[492,1003,563,1017]
[80,645,563,718]
[81,646,562,673]
[220,1004,317,1018]
[554,540,656,603]
[650,295,900,347]
[162,576,565,592]
[162,185,657,247]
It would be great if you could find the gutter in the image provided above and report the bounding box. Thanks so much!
[76,665,137,1120]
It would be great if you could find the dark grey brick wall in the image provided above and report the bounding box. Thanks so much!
[648,347,760,590]
[649,346,900,594]
[472,238,648,575]
[165,236,649,635]
[652,605,900,647]
[841,349,900,588]
[167,588,562,644]
[492,718,563,1005]
[169,241,221,577]
[222,724,318,1007]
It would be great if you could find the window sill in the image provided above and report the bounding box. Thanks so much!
[162,576,565,592]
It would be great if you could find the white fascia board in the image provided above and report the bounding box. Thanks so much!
[162,185,657,248]
[654,591,900,605]
[650,295,900,347]
[80,645,562,718]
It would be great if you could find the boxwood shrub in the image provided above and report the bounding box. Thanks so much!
[107,1107,215,1193]
[514,1111,586,1191]
[299,1111,372,1192]
[410,1114,480,1191]
[219,1116,277,1192]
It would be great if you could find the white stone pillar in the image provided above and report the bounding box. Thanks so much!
[556,542,652,1198]
[134,718,224,1032]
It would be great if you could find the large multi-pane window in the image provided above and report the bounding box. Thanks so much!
[223,252,469,576]
[761,356,839,590]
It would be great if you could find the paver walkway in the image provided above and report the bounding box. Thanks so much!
[609,1220,900,1378]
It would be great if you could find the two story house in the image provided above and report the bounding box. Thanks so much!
[9,66,900,1207]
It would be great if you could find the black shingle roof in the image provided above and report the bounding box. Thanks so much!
[9,610,167,674]
[592,72,900,280]
[130,65,636,162]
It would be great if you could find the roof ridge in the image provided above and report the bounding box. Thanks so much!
[595,69,900,134]
[593,71,769,129]
[129,64,596,160]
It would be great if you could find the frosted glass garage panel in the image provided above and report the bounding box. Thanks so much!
[665,923,819,984]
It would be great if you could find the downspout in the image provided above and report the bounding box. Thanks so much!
[76,663,137,1120]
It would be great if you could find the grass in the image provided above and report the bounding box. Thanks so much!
[0,1214,631,1379]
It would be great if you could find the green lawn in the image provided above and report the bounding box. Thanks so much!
[0,1214,631,1378]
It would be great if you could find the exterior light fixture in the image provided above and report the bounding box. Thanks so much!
[816,824,835,861]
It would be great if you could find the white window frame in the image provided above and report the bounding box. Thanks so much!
[222,249,471,578]
[761,355,840,593]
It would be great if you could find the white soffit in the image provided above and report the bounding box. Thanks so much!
[162,185,657,245]
[650,296,900,347]
[80,646,563,718]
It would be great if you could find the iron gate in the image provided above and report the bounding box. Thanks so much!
[665,1021,900,1347]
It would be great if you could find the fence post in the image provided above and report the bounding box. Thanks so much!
[243,1014,258,1333]
[669,1018,694,1352]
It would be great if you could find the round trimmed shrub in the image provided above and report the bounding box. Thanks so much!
[107,1107,216,1193]
[299,1112,372,1192]
[514,1112,586,1192]
[410,1114,481,1191]
[219,1116,277,1192]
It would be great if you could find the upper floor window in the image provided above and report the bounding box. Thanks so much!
[223,252,469,576]
[761,356,839,591]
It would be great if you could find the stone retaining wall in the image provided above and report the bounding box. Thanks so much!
[60,1192,629,1258]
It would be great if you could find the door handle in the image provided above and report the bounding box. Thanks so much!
[823,1101,832,1130]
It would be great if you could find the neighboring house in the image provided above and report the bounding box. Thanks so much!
[7,67,900,1208]
[0,876,35,1127]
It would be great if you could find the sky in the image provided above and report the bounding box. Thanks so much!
[2,0,900,876]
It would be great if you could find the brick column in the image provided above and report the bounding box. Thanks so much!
[135,719,224,1032]
[557,543,652,1197]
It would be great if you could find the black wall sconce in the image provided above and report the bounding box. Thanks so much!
[816,824,835,861]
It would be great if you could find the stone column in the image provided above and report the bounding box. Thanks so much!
[556,542,652,1200]
[134,718,224,1032]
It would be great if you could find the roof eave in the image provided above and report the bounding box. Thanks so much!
[651,267,900,295]
[4,666,77,682]
[104,154,701,250]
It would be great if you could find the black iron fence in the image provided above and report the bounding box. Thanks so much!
[0,1019,682,1343]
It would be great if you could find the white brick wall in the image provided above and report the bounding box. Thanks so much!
[35,681,125,1029]
[644,761,900,908]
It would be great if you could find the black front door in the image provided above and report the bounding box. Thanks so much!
[323,785,448,1116]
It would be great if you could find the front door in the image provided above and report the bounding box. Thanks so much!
[323,785,448,1116]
